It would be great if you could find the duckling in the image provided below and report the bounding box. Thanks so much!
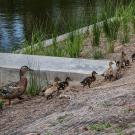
[42,77,61,92]
[80,71,97,88]
[0,66,33,105]
[113,61,122,80]
[44,77,60,100]
[131,53,135,62]
[57,77,72,91]
[102,62,114,81]
[121,51,130,67]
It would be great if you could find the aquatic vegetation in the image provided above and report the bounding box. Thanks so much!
[92,24,101,47]
[27,65,45,96]
[116,2,134,44]
[21,0,135,59]
[65,32,84,58]
[92,48,104,59]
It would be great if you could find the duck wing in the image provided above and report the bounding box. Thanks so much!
[80,77,91,84]
[58,82,66,90]
[0,83,23,99]
[3,81,19,88]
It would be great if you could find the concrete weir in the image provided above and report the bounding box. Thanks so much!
[0,53,111,86]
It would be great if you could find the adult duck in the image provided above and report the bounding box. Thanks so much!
[0,66,33,105]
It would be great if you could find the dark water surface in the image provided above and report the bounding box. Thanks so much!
[0,0,130,52]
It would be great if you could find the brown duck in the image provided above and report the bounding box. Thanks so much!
[121,51,130,67]
[44,77,61,100]
[102,62,114,81]
[80,71,98,88]
[57,77,72,91]
[0,66,33,105]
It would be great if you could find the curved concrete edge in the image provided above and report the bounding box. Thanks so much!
[0,53,114,86]
[16,17,116,53]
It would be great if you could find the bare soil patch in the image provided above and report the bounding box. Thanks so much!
[0,43,135,135]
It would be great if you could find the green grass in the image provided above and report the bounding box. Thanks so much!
[87,122,111,132]
[131,16,135,33]
[23,31,84,58]
[102,101,112,107]
[57,114,68,124]
[103,19,119,41]
[92,24,101,47]
[27,72,41,96]
[116,2,135,44]
[114,127,125,135]
[26,65,48,96]
[92,48,104,59]
[0,100,4,110]
[65,32,84,58]
[21,1,135,58]
[46,132,53,135]
[106,41,115,53]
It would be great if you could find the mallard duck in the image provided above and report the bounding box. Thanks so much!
[0,66,33,105]
[80,71,97,88]
[57,77,72,91]
[44,77,60,100]
[102,62,114,81]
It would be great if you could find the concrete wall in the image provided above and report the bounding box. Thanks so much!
[0,53,113,87]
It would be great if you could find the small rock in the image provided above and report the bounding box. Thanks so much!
[82,126,89,131]
[25,133,40,135]
[127,104,135,111]
[59,94,70,99]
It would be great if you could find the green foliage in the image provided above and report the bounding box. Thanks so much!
[131,16,135,33]
[0,100,4,110]
[116,2,134,44]
[27,70,42,96]
[92,48,104,59]
[23,30,84,58]
[65,32,84,58]
[46,132,53,135]
[44,36,65,57]
[87,122,111,132]
[114,127,124,135]
[92,24,101,47]
[22,1,135,58]
[106,41,115,53]
[57,114,68,124]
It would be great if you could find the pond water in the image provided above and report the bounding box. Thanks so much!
[0,0,130,52]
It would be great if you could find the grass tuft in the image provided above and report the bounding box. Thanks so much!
[87,122,111,132]
[92,24,101,47]
[92,48,104,59]
[0,100,4,110]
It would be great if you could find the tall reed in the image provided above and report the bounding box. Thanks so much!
[26,64,45,96]
[116,2,134,43]
[92,24,101,47]
[65,32,84,58]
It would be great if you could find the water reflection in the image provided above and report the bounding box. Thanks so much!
[0,0,131,52]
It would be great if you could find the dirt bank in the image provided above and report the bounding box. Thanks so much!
[0,43,135,135]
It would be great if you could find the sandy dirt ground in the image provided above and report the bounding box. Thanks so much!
[0,45,135,135]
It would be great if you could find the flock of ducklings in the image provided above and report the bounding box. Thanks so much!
[0,51,135,106]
